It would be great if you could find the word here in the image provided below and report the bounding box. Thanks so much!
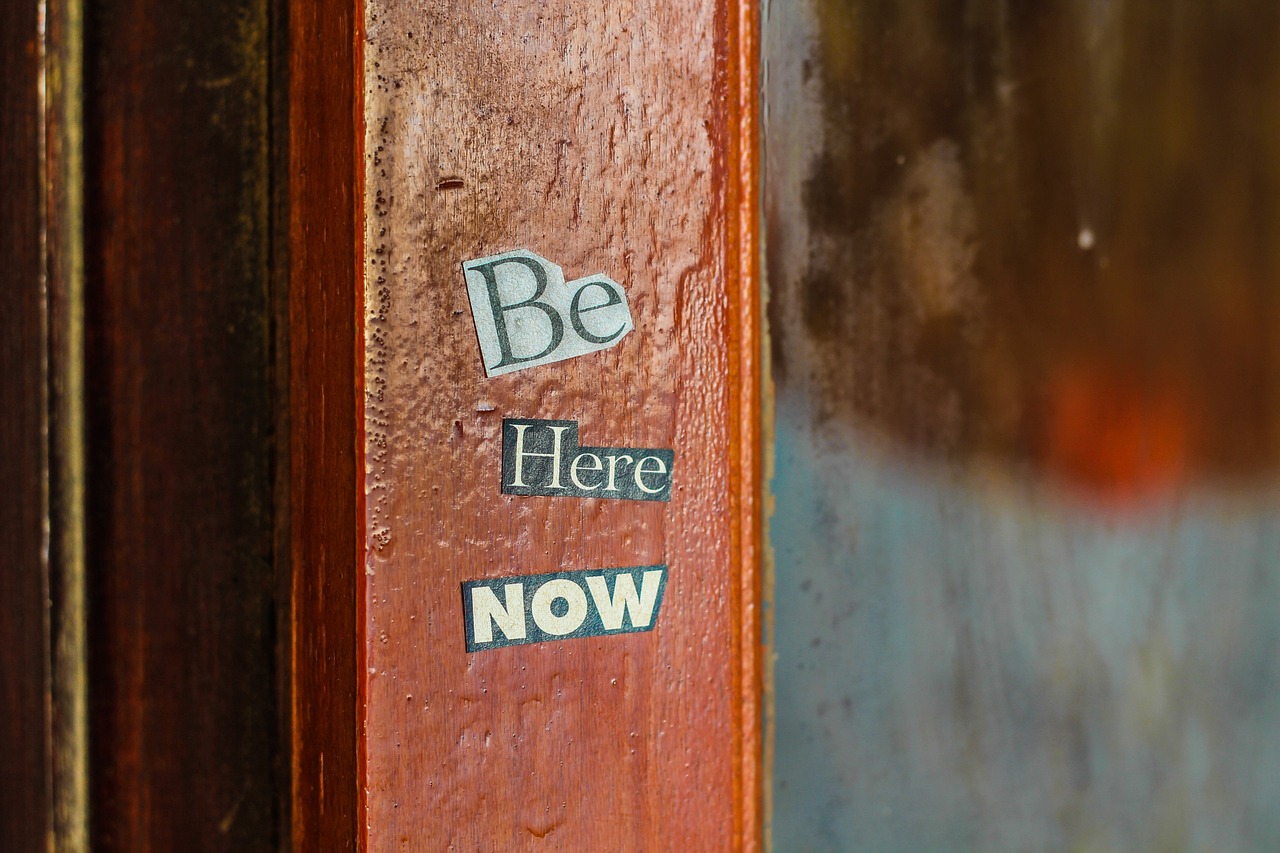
[502,418,674,502]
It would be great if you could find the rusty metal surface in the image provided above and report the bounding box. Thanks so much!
[766,1,1280,850]
[361,1,757,848]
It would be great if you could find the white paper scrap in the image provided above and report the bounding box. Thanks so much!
[462,249,635,377]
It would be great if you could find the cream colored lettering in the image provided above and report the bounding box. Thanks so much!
[470,583,526,644]
[530,578,589,636]
[509,423,568,489]
[585,570,664,631]
[570,452,603,491]
[604,453,634,491]
[633,455,668,494]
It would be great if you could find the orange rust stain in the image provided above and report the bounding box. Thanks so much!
[1043,361,1195,502]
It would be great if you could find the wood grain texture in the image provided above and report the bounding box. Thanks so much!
[0,0,53,847]
[286,0,362,846]
[359,0,760,848]
[46,0,90,845]
[83,0,279,847]
[731,1,764,843]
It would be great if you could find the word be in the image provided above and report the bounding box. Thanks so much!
[462,249,634,377]
[462,566,668,651]
[502,418,674,502]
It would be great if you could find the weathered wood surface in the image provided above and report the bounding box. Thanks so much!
[767,1,1280,850]
[1,0,53,847]
[83,0,279,846]
[353,0,761,848]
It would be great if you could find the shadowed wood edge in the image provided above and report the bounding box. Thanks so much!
[287,0,364,847]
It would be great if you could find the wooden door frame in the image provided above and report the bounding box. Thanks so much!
[286,0,763,848]
[3,0,763,847]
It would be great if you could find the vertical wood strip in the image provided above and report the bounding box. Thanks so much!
[355,0,762,848]
[731,2,764,848]
[286,1,761,846]
[45,0,90,846]
[83,0,279,845]
[286,0,363,847]
[0,0,54,846]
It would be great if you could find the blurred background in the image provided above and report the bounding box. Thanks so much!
[766,1,1280,850]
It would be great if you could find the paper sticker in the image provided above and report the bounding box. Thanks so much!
[462,249,635,377]
[462,565,668,651]
[502,418,675,502]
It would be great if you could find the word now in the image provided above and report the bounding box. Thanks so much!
[462,566,668,651]
[502,418,674,502]
[462,248,634,377]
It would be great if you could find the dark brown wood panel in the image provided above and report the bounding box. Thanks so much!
[82,0,279,847]
[285,0,362,847]
[1,0,53,848]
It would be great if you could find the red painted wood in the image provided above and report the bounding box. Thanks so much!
[732,2,765,843]
[288,2,761,846]
[354,1,762,848]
